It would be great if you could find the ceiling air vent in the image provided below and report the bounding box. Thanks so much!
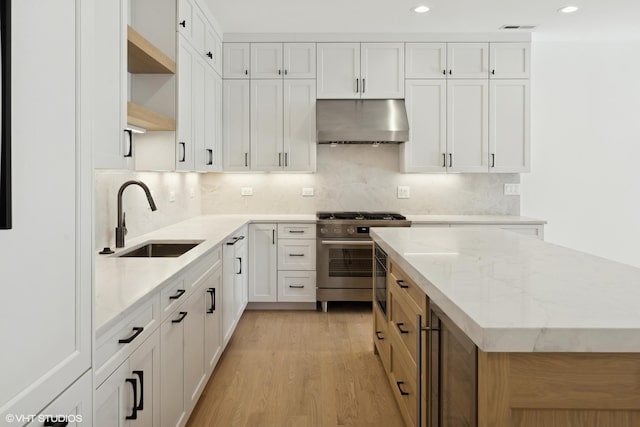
[500,25,537,30]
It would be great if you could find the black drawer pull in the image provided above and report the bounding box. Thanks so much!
[169,289,186,300]
[288,230,305,233]
[396,381,410,396]
[375,331,384,340]
[119,326,144,344]
[172,311,188,324]
[396,322,409,334]
[289,284,304,289]
[289,253,305,257]
[125,377,138,420]
[396,279,409,289]
[44,418,69,427]
[133,370,144,411]
[207,288,216,313]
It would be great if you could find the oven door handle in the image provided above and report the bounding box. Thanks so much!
[320,240,374,246]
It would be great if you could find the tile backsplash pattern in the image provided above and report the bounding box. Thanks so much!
[201,145,520,215]
[95,171,201,250]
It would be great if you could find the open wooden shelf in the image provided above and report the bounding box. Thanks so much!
[127,26,176,74]
[127,102,176,131]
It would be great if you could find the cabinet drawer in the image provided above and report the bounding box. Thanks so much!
[277,239,316,270]
[277,223,316,239]
[277,271,316,302]
[374,304,390,373]
[161,276,188,320]
[389,262,427,316]
[95,293,160,387]
[389,286,418,368]
[184,246,221,291]
[389,338,418,427]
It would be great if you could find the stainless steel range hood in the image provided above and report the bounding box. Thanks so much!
[316,99,409,144]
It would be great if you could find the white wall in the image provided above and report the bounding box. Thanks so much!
[522,40,640,267]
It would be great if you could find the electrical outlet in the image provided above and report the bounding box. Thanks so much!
[504,184,521,196]
[169,191,176,202]
[397,186,410,199]
[302,187,314,197]
[241,187,253,196]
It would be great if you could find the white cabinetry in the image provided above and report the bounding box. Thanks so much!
[284,43,316,78]
[489,80,530,172]
[223,228,249,345]
[176,39,196,171]
[223,80,251,170]
[405,43,447,79]
[248,43,316,79]
[251,43,284,79]
[284,80,317,171]
[447,43,489,79]
[160,309,187,427]
[490,43,530,79]
[251,79,284,170]
[224,43,251,78]
[249,224,278,302]
[317,43,404,99]
[27,372,92,427]
[200,67,223,171]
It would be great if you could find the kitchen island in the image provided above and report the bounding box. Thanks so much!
[371,227,640,427]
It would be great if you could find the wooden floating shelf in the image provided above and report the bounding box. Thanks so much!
[127,26,176,74]
[127,102,175,131]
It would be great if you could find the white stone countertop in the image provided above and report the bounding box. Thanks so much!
[371,227,640,353]
[406,215,546,225]
[95,214,316,335]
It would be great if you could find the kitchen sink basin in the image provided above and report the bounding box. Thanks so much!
[116,241,203,258]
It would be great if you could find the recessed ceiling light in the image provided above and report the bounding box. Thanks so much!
[413,5,430,13]
[558,6,579,13]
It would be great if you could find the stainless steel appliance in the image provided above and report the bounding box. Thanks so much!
[316,211,411,312]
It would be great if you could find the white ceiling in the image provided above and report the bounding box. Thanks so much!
[204,0,640,40]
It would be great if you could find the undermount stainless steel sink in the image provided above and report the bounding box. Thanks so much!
[116,241,203,258]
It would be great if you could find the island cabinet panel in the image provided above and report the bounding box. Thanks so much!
[478,351,640,427]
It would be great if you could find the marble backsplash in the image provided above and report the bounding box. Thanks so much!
[201,145,520,215]
[95,171,201,250]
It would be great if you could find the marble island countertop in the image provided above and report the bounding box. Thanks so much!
[371,227,640,353]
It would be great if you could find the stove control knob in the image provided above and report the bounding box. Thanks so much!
[347,226,355,235]
[320,227,328,234]
[333,227,341,234]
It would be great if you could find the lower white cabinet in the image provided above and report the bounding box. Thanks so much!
[277,271,316,302]
[277,239,316,270]
[27,371,92,427]
[159,309,186,427]
[249,224,278,302]
[223,227,249,344]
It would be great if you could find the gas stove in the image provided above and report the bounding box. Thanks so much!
[316,211,411,238]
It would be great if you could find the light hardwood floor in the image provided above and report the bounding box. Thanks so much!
[186,303,405,427]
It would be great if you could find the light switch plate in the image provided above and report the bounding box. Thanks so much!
[241,187,253,196]
[397,186,410,199]
[504,184,521,196]
[302,187,314,197]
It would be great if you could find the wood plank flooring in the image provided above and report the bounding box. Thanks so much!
[186,303,405,427]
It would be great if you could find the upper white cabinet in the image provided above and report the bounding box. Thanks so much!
[405,43,447,79]
[251,79,285,170]
[447,43,489,79]
[176,38,197,171]
[251,43,284,79]
[317,42,404,98]
[204,27,223,75]
[223,80,251,170]
[224,43,251,78]
[490,42,530,79]
[284,79,317,171]
[247,43,317,79]
[284,43,316,78]
[489,80,530,172]
[198,70,223,172]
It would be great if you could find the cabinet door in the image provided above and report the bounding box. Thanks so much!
[223,80,251,170]
[284,79,317,172]
[191,6,207,54]
[177,39,194,171]
[316,43,360,99]
[250,79,284,171]
[199,67,216,172]
[223,43,250,78]
[278,271,316,302]
[177,0,195,40]
[214,74,224,169]
[490,43,530,79]
[129,330,161,427]
[447,43,489,79]
[251,43,283,79]
[183,289,206,414]
[361,43,405,99]
[283,43,316,78]
[447,80,489,173]
[402,80,447,173]
[27,371,92,427]
[235,237,249,318]
[249,224,278,302]
[95,362,131,427]
[405,43,447,79]
[204,267,223,374]
[205,28,223,75]
[93,0,129,169]
[160,313,186,427]
[189,54,206,172]
[277,239,316,270]
[489,80,530,173]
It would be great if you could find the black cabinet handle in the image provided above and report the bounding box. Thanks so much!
[289,284,304,289]
[396,279,409,289]
[272,229,275,245]
[449,153,453,168]
[179,142,186,162]
[125,378,138,420]
[133,370,144,411]
[289,253,305,257]
[491,153,495,168]
[278,69,281,75]
[284,69,288,75]
[43,418,68,427]
[285,152,288,167]
[449,69,452,75]
[206,148,213,165]
[396,381,410,396]
[279,152,282,167]
[207,288,216,313]
[375,331,384,340]
[245,69,248,75]
[206,51,213,59]
[355,78,359,93]
[172,311,188,324]
[442,69,446,75]
[236,257,242,274]
[169,289,186,300]
[396,322,409,334]
[119,327,144,344]
[244,152,248,167]
[442,153,446,167]
[124,130,133,158]
[491,69,495,75]
[362,78,366,93]
[288,230,305,234]
[179,20,186,28]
